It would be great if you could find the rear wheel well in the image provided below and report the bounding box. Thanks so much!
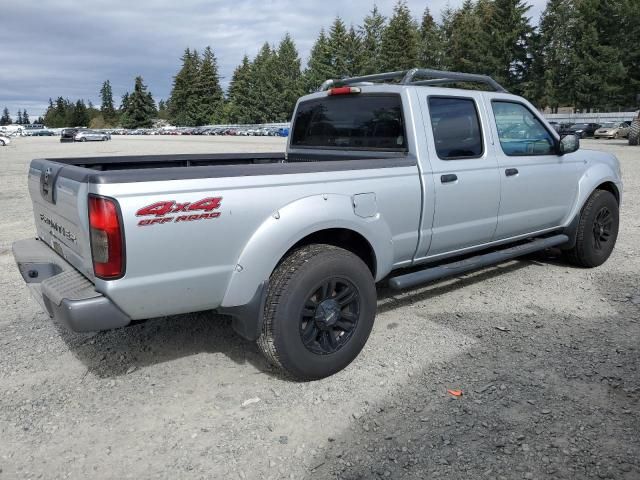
[596,182,620,204]
[284,229,376,277]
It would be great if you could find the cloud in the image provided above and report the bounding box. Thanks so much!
[0,0,547,118]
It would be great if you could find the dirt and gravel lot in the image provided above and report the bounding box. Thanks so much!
[0,136,638,480]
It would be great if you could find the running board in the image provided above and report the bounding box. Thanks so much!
[388,234,568,290]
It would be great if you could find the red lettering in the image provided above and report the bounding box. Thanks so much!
[136,201,175,217]
[188,197,222,212]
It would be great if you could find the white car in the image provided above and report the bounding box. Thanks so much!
[0,135,11,146]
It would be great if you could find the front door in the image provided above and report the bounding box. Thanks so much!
[487,100,582,240]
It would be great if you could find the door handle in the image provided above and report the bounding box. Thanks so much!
[441,174,458,183]
[505,168,519,177]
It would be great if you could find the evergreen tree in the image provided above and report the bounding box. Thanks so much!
[225,55,255,123]
[22,109,30,125]
[328,17,350,77]
[16,110,23,125]
[445,0,490,75]
[249,42,278,123]
[0,107,11,125]
[380,0,420,71]
[304,29,334,91]
[273,33,304,121]
[195,46,225,124]
[70,100,89,127]
[570,0,626,111]
[538,0,575,111]
[419,8,445,69]
[157,99,170,120]
[100,80,117,124]
[121,76,156,128]
[486,0,535,95]
[344,25,364,77]
[35,116,45,125]
[168,48,201,125]
[360,5,387,75]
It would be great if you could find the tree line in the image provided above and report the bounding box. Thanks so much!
[21,0,640,129]
[0,107,43,126]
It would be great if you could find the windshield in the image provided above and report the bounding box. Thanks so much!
[601,123,616,128]
[573,124,589,128]
[291,94,407,151]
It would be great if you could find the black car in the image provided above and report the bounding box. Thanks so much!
[60,128,79,143]
[559,122,600,138]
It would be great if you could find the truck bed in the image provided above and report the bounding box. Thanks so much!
[33,152,413,183]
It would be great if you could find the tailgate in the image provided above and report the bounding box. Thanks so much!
[28,160,94,280]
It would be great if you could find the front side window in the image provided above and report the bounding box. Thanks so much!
[291,94,406,151]
[428,97,483,160]
[492,101,555,156]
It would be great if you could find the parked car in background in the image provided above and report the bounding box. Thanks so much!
[60,128,79,143]
[559,123,600,138]
[0,134,10,146]
[594,122,631,139]
[30,129,56,137]
[547,121,561,132]
[74,130,111,142]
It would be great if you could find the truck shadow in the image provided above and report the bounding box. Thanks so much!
[56,253,555,380]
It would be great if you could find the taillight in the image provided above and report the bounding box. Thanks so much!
[89,195,124,279]
[328,86,361,96]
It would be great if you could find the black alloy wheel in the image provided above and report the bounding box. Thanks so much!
[299,278,360,355]
[592,207,613,251]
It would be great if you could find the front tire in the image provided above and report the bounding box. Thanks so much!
[257,244,377,380]
[566,190,619,268]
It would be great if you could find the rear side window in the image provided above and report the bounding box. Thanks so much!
[291,95,407,151]
[428,97,483,160]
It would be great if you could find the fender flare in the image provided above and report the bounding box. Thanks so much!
[562,163,621,249]
[221,193,393,307]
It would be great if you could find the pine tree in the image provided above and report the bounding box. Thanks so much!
[225,55,255,123]
[121,76,156,128]
[419,8,445,69]
[360,5,387,75]
[570,0,626,111]
[169,48,201,125]
[250,42,278,123]
[157,99,170,120]
[380,0,420,71]
[486,0,535,95]
[0,107,11,125]
[273,34,304,121]
[328,17,350,77]
[70,100,89,127]
[22,109,30,125]
[445,0,490,75]
[304,29,334,91]
[16,110,23,125]
[344,25,364,77]
[195,46,225,125]
[100,80,117,124]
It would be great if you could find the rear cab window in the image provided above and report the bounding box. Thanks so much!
[427,97,483,160]
[291,94,407,151]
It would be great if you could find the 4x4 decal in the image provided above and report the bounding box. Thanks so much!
[136,197,222,226]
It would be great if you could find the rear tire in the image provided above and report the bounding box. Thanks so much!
[0,140,5,146]
[565,190,619,268]
[257,244,377,380]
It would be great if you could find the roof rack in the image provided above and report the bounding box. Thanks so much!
[319,68,508,93]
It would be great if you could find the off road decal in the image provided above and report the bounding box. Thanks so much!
[136,197,222,226]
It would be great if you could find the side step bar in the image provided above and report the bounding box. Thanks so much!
[388,234,568,290]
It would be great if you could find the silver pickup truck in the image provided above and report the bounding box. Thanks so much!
[13,69,622,380]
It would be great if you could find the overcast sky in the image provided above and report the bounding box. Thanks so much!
[0,0,547,119]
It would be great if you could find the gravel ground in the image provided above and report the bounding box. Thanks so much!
[0,136,638,480]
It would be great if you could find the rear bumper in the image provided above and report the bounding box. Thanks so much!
[12,238,130,332]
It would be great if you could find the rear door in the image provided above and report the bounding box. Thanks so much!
[417,94,501,258]
[487,99,582,239]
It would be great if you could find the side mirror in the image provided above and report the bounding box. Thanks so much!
[559,134,579,155]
